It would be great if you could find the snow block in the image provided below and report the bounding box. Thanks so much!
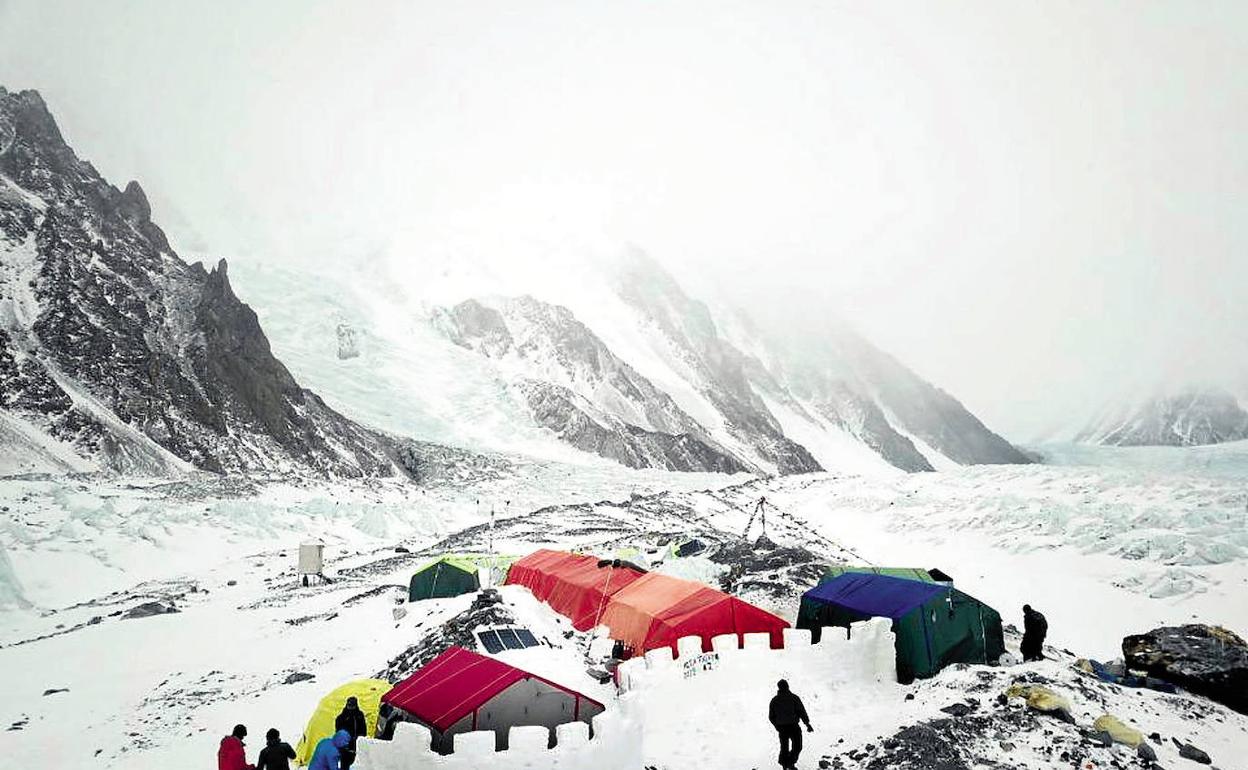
[645,645,674,667]
[711,632,739,652]
[616,657,646,692]
[743,631,770,649]
[353,738,393,770]
[783,627,813,647]
[389,721,433,754]
[453,730,498,756]
[815,624,848,645]
[555,720,590,748]
[508,725,551,752]
[677,635,704,658]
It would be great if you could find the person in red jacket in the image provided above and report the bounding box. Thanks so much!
[218,724,256,770]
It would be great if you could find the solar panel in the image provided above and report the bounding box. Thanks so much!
[496,628,522,650]
[477,630,504,654]
[515,628,538,647]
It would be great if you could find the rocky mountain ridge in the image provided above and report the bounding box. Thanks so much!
[1078,387,1248,447]
[0,87,411,477]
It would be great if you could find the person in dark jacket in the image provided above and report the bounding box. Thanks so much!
[1021,604,1048,661]
[255,728,296,770]
[768,680,813,769]
[218,724,255,770]
[334,697,368,768]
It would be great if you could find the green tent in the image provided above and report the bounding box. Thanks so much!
[797,572,1004,683]
[408,556,481,601]
[819,565,937,584]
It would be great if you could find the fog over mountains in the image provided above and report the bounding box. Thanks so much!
[0,87,1034,477]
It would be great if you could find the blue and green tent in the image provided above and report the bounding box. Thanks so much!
[797,572,1004,683]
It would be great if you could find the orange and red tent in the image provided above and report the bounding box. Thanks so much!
[504,549,644,631]
[507,549,789,654]
[598,571,788,654]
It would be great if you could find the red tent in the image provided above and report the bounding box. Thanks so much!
[599,572,789,654]
[379,647,605,752]
[504,549,644,630]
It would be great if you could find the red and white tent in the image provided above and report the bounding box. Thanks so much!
[379,647,605,753]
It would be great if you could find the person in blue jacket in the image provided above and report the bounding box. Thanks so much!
[309,729,352,770]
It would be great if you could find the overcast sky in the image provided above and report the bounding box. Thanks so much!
[2,0,1244,439]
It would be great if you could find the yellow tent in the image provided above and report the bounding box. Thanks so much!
[294,679,392,765]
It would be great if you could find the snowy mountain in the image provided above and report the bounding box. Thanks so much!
[221,245,1028,476]
[433,296,748,473]
[1078,387,1248,447]
[0,88,413,478]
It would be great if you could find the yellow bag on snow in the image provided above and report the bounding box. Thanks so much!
[1093,714,1144,747]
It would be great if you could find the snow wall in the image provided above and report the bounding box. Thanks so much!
[355,618,896,770]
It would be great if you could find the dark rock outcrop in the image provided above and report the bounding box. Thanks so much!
[1122,625,1248,714]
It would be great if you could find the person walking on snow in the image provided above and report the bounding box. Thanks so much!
[769,679,813,770]
[334,696,368,768]
[308,729,351,770]
[218,724,255,770]
[1021,604,1048,662]
[255,728,296,770]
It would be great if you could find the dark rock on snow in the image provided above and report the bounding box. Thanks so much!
[283,672,315,685]
[123,601,179,619]
[1123,625,1248,714]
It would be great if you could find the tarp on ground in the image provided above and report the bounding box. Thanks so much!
[294,679,392,765]
[504,549,644,630]
[381,646,604,752]
[798,572,1004,683]
[409,556,481,601]
[599,571,788,653]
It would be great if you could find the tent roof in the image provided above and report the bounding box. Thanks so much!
[294,679,392,765]
[803,572,950,620]
[821,566,935,583]
[599,571,788,651]
[414,555,481,575]
[504,549,645,630]
[381,647,601,732]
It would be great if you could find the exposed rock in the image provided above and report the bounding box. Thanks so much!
[1174,740,1212,764]
[1123,625,1248,714]
[41,688,68,696]
[123,601,179,619]
[940,703,974,717]
[335,323,360,360]
[1138,742,1158,762]
[283,672,315,685]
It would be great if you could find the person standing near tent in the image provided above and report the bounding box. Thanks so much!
[255,728,296,770]
[334,697,368,768]
[768,680,813,770]
[218,724,255,770]
[1021,604,1048,662]
[308,730,351,770]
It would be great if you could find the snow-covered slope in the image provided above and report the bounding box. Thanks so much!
[1078,386,1248,447]
[228,247,1027,477]
[0,88,414,478]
